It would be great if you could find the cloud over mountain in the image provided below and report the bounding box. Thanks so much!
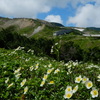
[45,15,63,24]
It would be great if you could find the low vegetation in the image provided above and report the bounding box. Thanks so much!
[0,47,100,99]
[0,26,100,63]
[0,17,100,99]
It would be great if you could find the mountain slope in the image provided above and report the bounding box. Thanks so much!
[0,17,64,37]
[0,17,83,39]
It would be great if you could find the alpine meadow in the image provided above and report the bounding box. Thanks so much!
[0,17,100,100]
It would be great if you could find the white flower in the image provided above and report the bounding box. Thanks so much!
[27,49,31,52]
[97,74,100,79]
[47,68,54,74]
[73,85,78,93]
[73,62,78,66]
[34,63,39,70]
[90,88,98,98]
[82,76,89,84]
[24,86,28,94]
[15,46,24,51]
[64,91,73,99]
[85,81,93,89]
[44,65,47,68]
[43,74,48,81]
[67,65,72,68]
[75,75,82,83]
[5,77,9,83]
[55,43,58,45]
[15,46,21,51]
[97,79,100,82]
[48,64,52,68]
[30,66,34,71]
[67,68,72,75]
[14,67,21,74]
[65,86,72,93]
[64,63,68,66]
[15,73,21,81]
[54,69,60,74]
[7,83,14,88]
[20,79,26,87]
[25,58,30,62]
[31,50,34,54]
[4,71,7,74]
[3,65,6,68]
[94,65,99,68]
[51,48,53,53]
[40,80,45,87]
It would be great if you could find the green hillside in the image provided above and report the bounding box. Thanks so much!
[0,47,100,99]
[0,17,100,63]
[0,17,100,99]
[0,17,64,37]
[84,27,100,34]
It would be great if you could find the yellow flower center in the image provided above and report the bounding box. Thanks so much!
[55,70,59,73]
[67,88,71,91]
[93,90,98,95]
[77,78,81,81]
[47,70,52,74]
[43,75,48,79]
[41,81,45,85]
[83,78,87,81]
[49,81,54,84]
[87,83,92,87]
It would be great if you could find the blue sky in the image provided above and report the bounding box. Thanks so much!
[0,0,100,27]
[37,6,76,26]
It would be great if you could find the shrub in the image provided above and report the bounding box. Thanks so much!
[59,41,83,62]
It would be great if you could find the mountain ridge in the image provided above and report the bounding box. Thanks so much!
[0,17,100,38]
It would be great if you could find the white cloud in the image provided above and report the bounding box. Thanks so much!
[0,0,94,18]
[0,0,70,18]
[0,0,100,27]
[45,15,63,24]
[67,3,100,27]
[0,0,51,18]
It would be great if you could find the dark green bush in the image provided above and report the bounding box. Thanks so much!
[0,27,54,56]
[83,47,100,63]
[59,41,83,62]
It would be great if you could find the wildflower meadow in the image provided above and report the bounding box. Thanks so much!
[0,47,100,100]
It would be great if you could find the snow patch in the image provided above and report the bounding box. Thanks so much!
[74,28,84,32]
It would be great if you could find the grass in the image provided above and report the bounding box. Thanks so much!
[84,28,100,34]
[53,35,100,51]
[0,47,100,100]
[32,26,62,39]
[18,19,42,35]
[18,26,35,35]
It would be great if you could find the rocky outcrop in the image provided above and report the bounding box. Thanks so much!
[0,18,35,29]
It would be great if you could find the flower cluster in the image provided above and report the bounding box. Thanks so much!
[34,63,39,70]
[1,48,99,99]
[64,85,78,99]
[54,68,60,74]
[14,67,22,81]
[40,67,55,87]
[74,75,99,98]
